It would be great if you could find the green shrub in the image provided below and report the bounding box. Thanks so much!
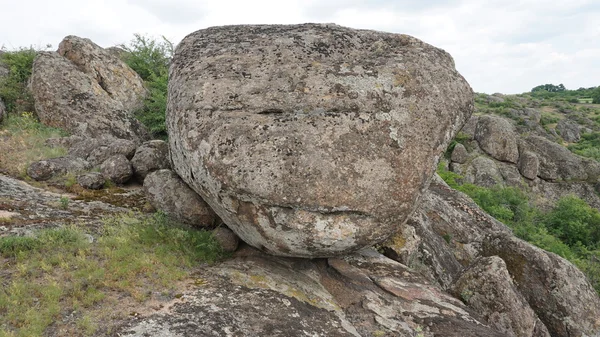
[543,195,600,248]
[0,48,37,114]
[569,132,600,161]
[120,34,173,139]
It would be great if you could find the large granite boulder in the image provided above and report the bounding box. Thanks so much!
[556,119,581,143]
[30,36,149,142]
[167,24,473,257]
[474,115,519,163]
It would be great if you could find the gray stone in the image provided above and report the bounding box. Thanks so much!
[474,115,519,163]
[68,138,102,160]
[100,154,133,184]
[87,139,137,166]
[460,115,479,138]
[556,119,581,143]
[27,156,91,181]
[131,140,171,182]
[144,169,216,227]
[451,143,468,164]
[522,135,600,182]
[116,248,506,337]
[403,176,600,337]
[45,135,85,149]
[518,151,539,180]
[465,156,503,187]
[212,226,240,253]
[30,36,149,142]
[451,256,547,337]
[77,172,105,190]
[167,23,474,257]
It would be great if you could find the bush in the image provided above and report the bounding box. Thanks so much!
[120,34,173,139]
[543,195,600,248]
[0,48,37,114]
[568,132,600,161]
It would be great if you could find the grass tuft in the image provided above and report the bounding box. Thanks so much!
[0,212,224,336]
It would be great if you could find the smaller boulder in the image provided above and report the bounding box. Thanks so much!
[87,139,137,166]
[556,119,581,143]
[518,151,539,180]
[68,138,102,160]
[27,157,91,181]
[131,140,171,182]
[465,156,503,187]
[77,172,105,190]
[100,155,133,184]
[144,169,216,227]
[45,135,85,149]
[475,115,519,163]
[451,256,548,337]
[451,143,468,164]
[212,226,240,253]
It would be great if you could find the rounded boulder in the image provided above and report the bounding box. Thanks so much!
[167,24,473,257]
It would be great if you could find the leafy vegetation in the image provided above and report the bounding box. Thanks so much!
[0,48,37,114]
[438,163,600,294]
[120,34,172,139]
[528,83,599,104]
[0,212,224,336]
[568,132,600,161]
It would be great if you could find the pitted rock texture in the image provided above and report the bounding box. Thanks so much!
[450,256,549,337]
[167,23,473,257]
[100,154,133,184]
[385,175,600,337]
[144,169,217,227]
[27,156,91,181]
[77,172,105,190]
[117,247,505,337]
[474,115,519,163]
[131,140,171,182]
[30,36,149,142]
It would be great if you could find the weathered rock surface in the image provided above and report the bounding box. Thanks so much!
[77,172,105,190]
[131,140,171,181]
[474,115,519,163]
[167,23,473,257]
[518,150,539,180]
[463,156,503,187]
[30,36,149,142]
[556,119,581,143]
[100,154,133,184]
[522,135,600,182]
[144,169,216,227]
[212,226,240,253]
[27,156,91,181]
[0,174,128,237]
[451,143,468,163]
[87,139,137,166]
[388,175,600,337]
[117,247,505,337]
[450,256,549,337]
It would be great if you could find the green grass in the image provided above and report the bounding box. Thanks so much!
[0,112,68,177]
[0,212,225,336]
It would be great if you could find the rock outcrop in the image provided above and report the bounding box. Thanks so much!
[167,23,473,257]
[0,98,5,124]
[30,36,149,142]
[27,157,91,181]
[143,169,217,227]
[384,175,600,337]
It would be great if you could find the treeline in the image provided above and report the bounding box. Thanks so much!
[529,83,600,103]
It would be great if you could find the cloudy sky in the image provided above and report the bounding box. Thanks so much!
[2,0,599,94]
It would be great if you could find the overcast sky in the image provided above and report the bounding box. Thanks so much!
[2,0,599,94]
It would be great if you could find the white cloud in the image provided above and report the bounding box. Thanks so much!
[1,0,599,93]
